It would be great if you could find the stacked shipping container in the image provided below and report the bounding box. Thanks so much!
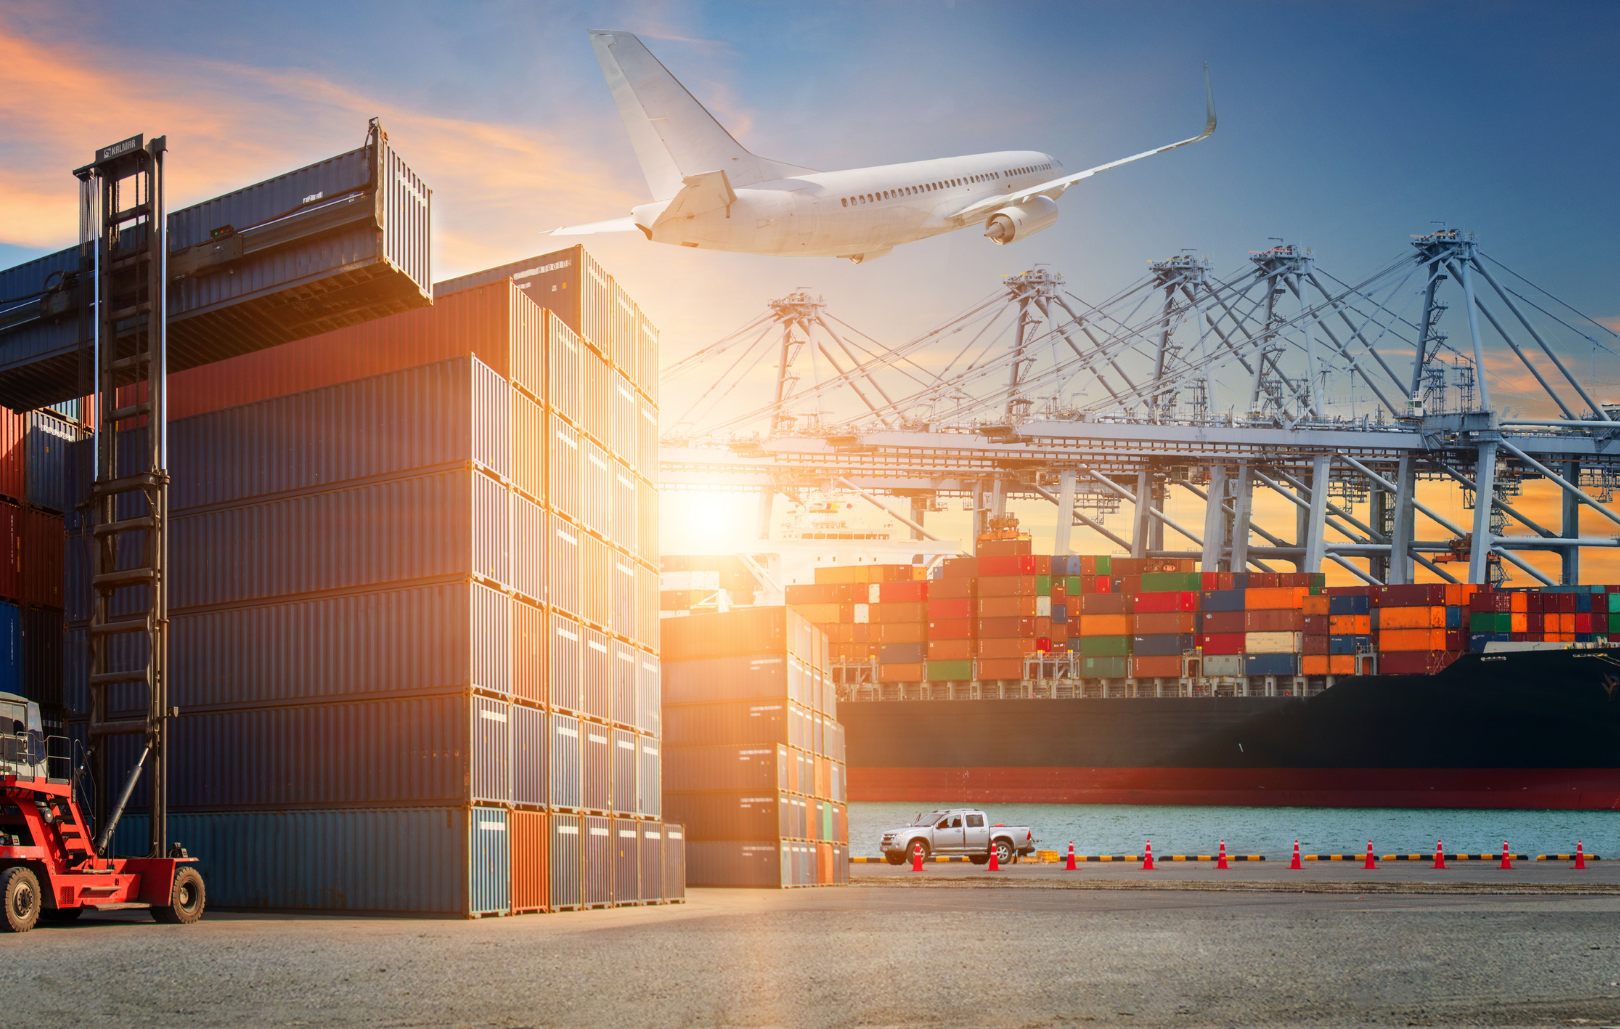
[661,608,850,887]
[0,410,79,716]
[68,250,683,914]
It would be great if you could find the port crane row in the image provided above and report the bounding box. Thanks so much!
[658,231,1620,588]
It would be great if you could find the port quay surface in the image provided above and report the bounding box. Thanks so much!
[7,869,1620,1029]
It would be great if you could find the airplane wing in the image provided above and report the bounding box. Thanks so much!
[952,64,1217,224]
[549,216,640,236]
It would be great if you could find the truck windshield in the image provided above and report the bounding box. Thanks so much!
[910,811,947,827]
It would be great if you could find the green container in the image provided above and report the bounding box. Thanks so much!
[1610,594,1620,613]
[1079,634,1130,657]
[1610,612,1620,632]
[1469,611,1511,632]
[1067,575,1084,594]
[1081,655,1129,677]
[928,660,974,682]
[1139,571,1200,592]
[1308,573,1327,587]
[1035,575,1052,596]
[1095,555,1111,576]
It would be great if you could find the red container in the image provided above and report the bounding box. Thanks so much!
[927,598,973,619]
[978,575,1038,598]
[1245,610,1304,632]
[1303,615,1329,635]
[1303,635,1329,655]
[1250,573,1278,588]
[1199,610,1244,634]
[977,538,1032,558]
[978,555,1036,576]
[1376,584,1446,607]
[977,617,1038,638]
[0,501,19,602]
[978,637,1037,659]
[1555,592,1576,613]
[0,410,23,504]
[1577,613,1593,633]
[873,602,927,624]
[1325,585,1373,596]
[1202,633,1245,655]
[1094,576,1113,593]
[1470,591,1511,612]
[1526,613,1543,633]
[927,618,974,640]
[1446,629,1467,651]
[1032,556,1052,575]
[1216,572,1235,591]
[979,596,1039,618]
[1379,650,1462,675]
[1132,611,1196,634]
[1201,572,1220,590]
[1080,593,1126,615]
[877,580,927,603]
[929,577,976,600]
[1132,591,1197,614]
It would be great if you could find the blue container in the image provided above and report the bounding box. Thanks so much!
[1328,635,1372,655]
[469,807,510,916]
[1244,652,1297,677]
[512,703,548,807]
[0,602,18,695]
[1229,573,1250,589]
[612,728,638,816]
[1200,590,1246,612]
[112,807,497,914]
[583,626,611,722]
[550,814,583,909]
[25,413,78,513]
[1329,594,1371,615]
[1578,593,1593,613]
[877,642,926,663]
[584,815,612,906]
[1446,606,1463,629]
[1470,632,1511,652]
[550,713,582,809]
[1132,633,1195,657]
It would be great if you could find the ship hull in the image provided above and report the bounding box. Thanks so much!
[842,649,1620,810]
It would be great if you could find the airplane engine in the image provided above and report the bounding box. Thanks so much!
[983,196,1060,245]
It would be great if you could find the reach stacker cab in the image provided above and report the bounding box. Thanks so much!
[0,693,204,932]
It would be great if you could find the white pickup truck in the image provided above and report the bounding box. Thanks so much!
[879,809,1037,865]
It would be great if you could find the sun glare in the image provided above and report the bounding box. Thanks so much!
[662,492,757,553]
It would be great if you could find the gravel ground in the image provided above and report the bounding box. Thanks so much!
[4,879,1620,1028]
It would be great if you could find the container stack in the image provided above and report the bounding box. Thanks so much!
[1,410,79,720]
[66,248,684,916]
[1370,584,1471,674]
[926,558,977,684]
[784,563,921,681]
[661,608,849,888]
[1326,590,1373,674]
[1128,573,1200,680]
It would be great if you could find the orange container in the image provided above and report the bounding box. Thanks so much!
[1302,595,1330,616]
[1379,628,1448,652]
[512,599,546,706]
[978,575,1038,598]
[978,637,1038,659]
[1244,587,1305,610]
[979,596,1039,618]
[877,622,926,644]
[977,657,1024,680]
[1079,613,1128,637]
[1378,606,1445,629]
[1328,654,1356,675]
[817,842,835,885]
[877,662,926,682]
[1328,614,1371,635]
[1301,655,1330,676]
[928,639,974,660]
[815,757,829,800]
[1510,592,1528,613]
[1510,612,1528,632]
[1131,655,1181,678]
[790,602,849,625]
[510,810,549,913]
[1560,613,1577,633]
[874,602,927,624]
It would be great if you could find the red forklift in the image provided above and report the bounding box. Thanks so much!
[0,135,204,931]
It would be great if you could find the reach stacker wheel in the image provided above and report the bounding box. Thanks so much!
[2,866,41,933]
[151,866,206,925]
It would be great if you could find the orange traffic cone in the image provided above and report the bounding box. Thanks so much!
[911,842,924,872]
[1065,841,1077,871]
[987,842,1000,872]
[1433,839,1447,870]
[1363,840,1377,870]
[1575,840,1587,869]
[1499,840,1512,870]
[1216,840,1229,870]
[1142,840,1155,870]
[1289,839,1302,870]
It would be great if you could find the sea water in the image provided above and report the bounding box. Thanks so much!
[847,802,1620,858]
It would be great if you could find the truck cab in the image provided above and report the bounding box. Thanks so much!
[879,808,1036,865]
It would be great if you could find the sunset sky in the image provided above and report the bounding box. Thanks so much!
[4,1,1618,582]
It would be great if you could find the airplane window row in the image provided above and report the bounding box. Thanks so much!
[837,163,1052,207]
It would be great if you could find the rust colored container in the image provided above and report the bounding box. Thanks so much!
[927,639,973,660]
[1080,593,1126,614]
[877,581,927,603]
[927,618,973,640]
[1199,610,1244,634]
[977,637,1036,659]
[977,616,1038,638]
[978,575,1038,598]
[1132,655,1180,678]
[1079,613,1128,637]
[1379,628,1448,652]
[1303,615,1329,635]
[929,577,975,599]
[1244,587,1305,610]
[877,662,924,682]
[510,810,549,913]
[1131,591,1197,613]
[1303,635,1329,655]
[1132,611,1196,634]
[1244,609,1304,632]
[817,842,834,885]
[877,622,926,644]
[927,598,973,619]
[1302,595,1330,616]
[873,601,927,623]
[0,411,23,503]
[979,596,1039,618]
[1379,605,1445,629]
[1380,650,1461,675]
[512,598,546,706]
[978,657,1023,679]
[1329,614,1370,635]
[1202,632,1245,655]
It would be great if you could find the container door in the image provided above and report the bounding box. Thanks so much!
[468,807,510,916]
[615,819,639,904]
[584,816,612,906]
[551,814,582,909]
[640,823,664,902]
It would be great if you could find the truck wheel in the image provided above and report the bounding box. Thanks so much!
[1,867,40,933]
[41,907,82,922]
[910,840,931,861]
[993,839,1015,866]
[884,852,906,865]
[151,867,205,924]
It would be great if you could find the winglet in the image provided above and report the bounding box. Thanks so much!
[1198,62,1217,142]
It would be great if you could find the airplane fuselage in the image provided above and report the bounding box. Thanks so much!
[633,150,1062,260]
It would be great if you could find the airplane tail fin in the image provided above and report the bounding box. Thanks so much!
[589,30,814,200]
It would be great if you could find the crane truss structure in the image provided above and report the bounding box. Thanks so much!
[660,230,1620,586]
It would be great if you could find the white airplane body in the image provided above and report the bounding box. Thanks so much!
[558,31,1215,263]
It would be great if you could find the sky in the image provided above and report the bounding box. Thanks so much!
[3,0,1618,581]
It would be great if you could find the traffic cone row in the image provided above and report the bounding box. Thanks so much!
[988,835,1588,873]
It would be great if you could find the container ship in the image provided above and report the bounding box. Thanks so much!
[670,527,1620,811]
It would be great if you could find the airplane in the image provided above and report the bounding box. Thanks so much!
[555,30,1216,264]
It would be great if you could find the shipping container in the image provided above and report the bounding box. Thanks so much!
[20,605,60,709]
[583,723,612,812]
[112,807,499,915]
[513,703,548,808]
[584,339,613,447]
[662,743,788,794]
[638,735,662,819]
[581,438,610,536]
[0,132,433,412]
[641,822,666,902]
[584,816,613,906]
[469,807,510,916]
[612,640,638,729]
[611,459,636,552]
[686,840,788,888]
[662,607,816,663]
[612,550,636,640]
[512,493,546,603]
[582,531,611,628]
[550,713,583,810]
[550,813,583,910]
[662,825,684,900]
[548,310,583,424]
[637,651,661,736]
[510,810,549,913]
[583,626,612,722]
[614,818,641,905]
[550,415,580,520]
[512,598,546,707]
[551,613,583,712]
[612,727,638,815]
[663,792,797,841]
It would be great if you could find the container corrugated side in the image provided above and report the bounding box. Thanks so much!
[664,699,793,749]
[636,651,661,736]
[636,306,660,404]
[582,722,612,812]
[163,283,536,422]
[66,581,507,714]
[549,514,581,617]
[611,372,637,466]
[550,613,583,713]
[636,564,659,650]
[584,816,613,906]
[583,626,611,722]
[550,813,583,910]
[611,640,637,729]
[469,806,510,916]
[550,713,582,809]
[0,410,25,504]
[662,744,787,794]
[638,822,663,902]
[686,840,783,888]
[662,792,794,841]
[637,395,659,484]
[549,415,580,521]
[102,693,503,809]
[637,735,661,819]
[614,818,641,905]
[20,605,61,709]
[19,507,59,607]
[473,697,513,804]
[581,438,610,537]
[663,654,793,707]
[548,310,582,425]
[511,284,545,403]
[513,390,546,502]
[513,702,548,807]
[611,727,637,816]
[512,599,546,708]
[611,549,635,640]
[25,412,77,513]
[582,532,611,629]
[611,461,636,555]
[113,808,475,913]
[635,478,657,562]
[583,347,611,448]
[662,825,684,901]
[510,810,549,912]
